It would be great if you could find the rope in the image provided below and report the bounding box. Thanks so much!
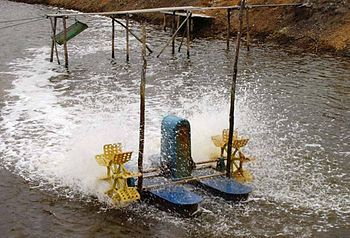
[0,18,46,30]
[0,16,44,24]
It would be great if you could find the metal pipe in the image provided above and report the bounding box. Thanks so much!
[143,172,225,190]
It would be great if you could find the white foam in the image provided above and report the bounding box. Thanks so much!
[0,16,349,235]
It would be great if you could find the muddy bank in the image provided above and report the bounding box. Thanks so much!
[10,0,350,56]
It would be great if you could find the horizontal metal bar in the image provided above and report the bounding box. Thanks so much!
[143,172,225,190]
[143,167,161,173]
[196,159,219,165]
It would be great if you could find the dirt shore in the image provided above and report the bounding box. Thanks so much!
[11,0,350,56]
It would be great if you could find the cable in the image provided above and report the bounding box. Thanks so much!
[0,16,44,24]
[0,18,46,30]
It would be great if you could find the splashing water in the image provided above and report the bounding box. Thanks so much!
[0,7,349,237]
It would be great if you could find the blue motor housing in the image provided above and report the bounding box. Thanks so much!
[161,115,194,179]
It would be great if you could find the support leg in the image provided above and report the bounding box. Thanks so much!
[49,17,60,65]
[178,26,186,52]
[113,19,153,54]
[112,17,115,59]
[50,17,56,62]
[186,11,192,58]
[163,14,167,32]
[227,9,231,51]
[246,8,251,51]
[157,13,191,58]
[172,11,176,55]
[138,24,147,192]
[62,16,68,69]
[126,14,130,62]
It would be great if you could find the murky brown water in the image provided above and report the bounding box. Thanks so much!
[1,0,349,237]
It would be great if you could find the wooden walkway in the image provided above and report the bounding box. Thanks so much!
[46,2,304,68]
[46,3,302,17]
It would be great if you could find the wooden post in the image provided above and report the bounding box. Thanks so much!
[227,9,231,51]
[163,14,167,31]
[50,17,56,62]
[62,16,68,69]
[112,17,115,59]
[126,14,130,62]
[186,11,192,58]
[138,23,147,192]
[157,13,192,58]
[226,0,246,178]
[113,19,153,54]
[177,15,180,29]
[172,11,176,54]
[178,27,186,52]
[246,8,251,51]
[49,17,60,65]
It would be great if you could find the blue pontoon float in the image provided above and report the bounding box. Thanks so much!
[94,1,255,216]
[141,115,253,215]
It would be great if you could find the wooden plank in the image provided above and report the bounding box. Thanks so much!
[161,11,214,19]
[247,3,302,9]
[46,6,197,17]
[46,3,302,17]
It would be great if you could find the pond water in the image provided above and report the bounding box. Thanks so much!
[0,0,349,237]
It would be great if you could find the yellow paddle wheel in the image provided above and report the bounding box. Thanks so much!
[95,144,141,204]
[212,129,255,183]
